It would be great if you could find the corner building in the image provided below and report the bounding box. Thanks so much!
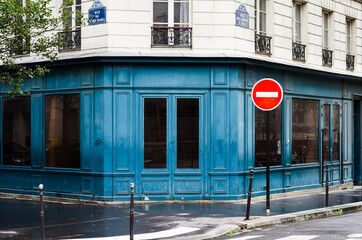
[1,0,362,201]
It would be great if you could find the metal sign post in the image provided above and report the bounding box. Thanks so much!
[251,78,283,215]
[266,111,270,215]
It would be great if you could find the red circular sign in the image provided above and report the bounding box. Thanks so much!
[252,78,283,111]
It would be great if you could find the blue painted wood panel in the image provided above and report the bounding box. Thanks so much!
[114,91,132,171]
[211,91,229,171]
[81,91,93,170]
[31,94,43,168]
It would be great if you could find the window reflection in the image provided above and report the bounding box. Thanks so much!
[45,94,80,168]
[292,99,319,164]
[2,97,31,166]
[255,105,282,168]
[332,105,340,161]
[177,98,199,169]
[144,98,167,169]
[322,104,330,162]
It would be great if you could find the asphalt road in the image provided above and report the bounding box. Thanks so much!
[219,211,362,240]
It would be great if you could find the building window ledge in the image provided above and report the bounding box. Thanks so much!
[346,54,355,71]
[292,42,306,62]
[255,33,272,56]
[151,26,192,47]
[322,49,333,67]
[58,29,81,51]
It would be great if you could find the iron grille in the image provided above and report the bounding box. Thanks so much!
[255,33,272,55]
[58,29,81,51]
[346,54,355,71]
[151,27,192,47]
[292,42,306,62]
[322,49,333,67]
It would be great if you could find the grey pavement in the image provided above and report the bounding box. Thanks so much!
[0,186,361,240]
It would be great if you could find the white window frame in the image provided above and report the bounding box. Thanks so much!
[255,0,267,35]
[323,11,329,49]
[346,18,352,54]
[293,2,302,43]
[153,0,190,27]
[63,0,82,30]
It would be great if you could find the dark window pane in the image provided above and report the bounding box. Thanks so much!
[45,94,80,168]
[177,98,199,169]
[292,99,319,164]
[322,104,330,162]
[153,2,168,24]
[2,97,31,166]
[332,105,340,161]
[255,105,282,168]
[144,98,167,169]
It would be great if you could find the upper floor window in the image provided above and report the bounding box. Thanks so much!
[346,19,352,54]
[293,2,302,43]
[151,0,192,47]
[322,11,333,67]
[59,0,81,51]
[254,0,271,55]
[292,1,306,62]
[346,18,355,71]
[255,0,267,35]
[322,11,329,49]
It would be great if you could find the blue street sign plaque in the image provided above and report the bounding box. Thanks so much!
[89,0,106,25]
[236,4,249,28]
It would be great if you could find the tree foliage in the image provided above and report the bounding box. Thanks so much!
[0,0,83,95]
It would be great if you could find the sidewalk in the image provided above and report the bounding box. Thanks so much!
[0,186,361,240]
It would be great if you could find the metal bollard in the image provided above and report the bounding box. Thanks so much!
[245,170,254,220]
[39,184,45,240]
[325,164,329,207]
[130,183,134,240]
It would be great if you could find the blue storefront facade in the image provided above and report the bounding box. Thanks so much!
[0,57,361,201]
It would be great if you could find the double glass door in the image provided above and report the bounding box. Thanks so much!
[139,94,204,200]
[322,101,342,183]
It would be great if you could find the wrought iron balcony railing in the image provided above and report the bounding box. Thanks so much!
[292,42,306,62]
[255,33,272,55]
[322,49,333,67]
[151,26,192,47]
[346,54,355,71]
[58,29,81,51]
[10,37,30,56]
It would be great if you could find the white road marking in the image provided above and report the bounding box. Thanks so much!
[347,234,362,238]
[0,231,18,235]
[67,227,200,240]
[256,92,278,98]
[232,235,264,240]
[276,235,318,240]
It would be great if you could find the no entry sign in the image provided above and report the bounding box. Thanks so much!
[251,78,283,111]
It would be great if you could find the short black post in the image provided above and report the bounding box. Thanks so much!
[245,170,254,220]
[130,183,134,240]
[266,111,270,215]
[325,164,329,207]
[39,184,45,240]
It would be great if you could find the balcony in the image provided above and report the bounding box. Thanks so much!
[58,29,81,51]
[255,34,272,55]
[151,26,192,47]
[346,54,355,71]
[292,42,306,62]
[322,49,333,67]
[10,37,30,56]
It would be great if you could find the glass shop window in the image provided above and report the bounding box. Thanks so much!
[144,98,167,169]
[322,104,330,163]
[45,94,80,168]
[332,105,340,161]
[177,98,199,169]
[292,99,319,164]
[2,97,31,166]
[255,105,282,168]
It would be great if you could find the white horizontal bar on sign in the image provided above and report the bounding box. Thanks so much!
[256,92,278,98]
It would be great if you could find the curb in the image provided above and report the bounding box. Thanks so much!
[175,201,362,240]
